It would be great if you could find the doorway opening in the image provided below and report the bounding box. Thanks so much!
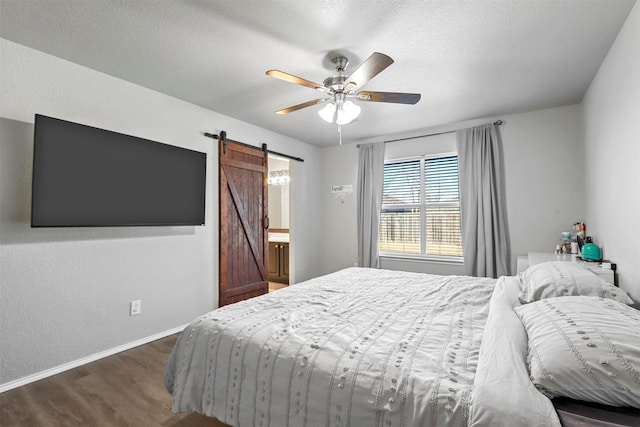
[267,156,290,291]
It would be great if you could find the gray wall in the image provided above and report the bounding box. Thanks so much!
[320,143,360,271]
[582,2,640,301]
[501,105,585,272]
[0,39,323,386]
[321,103,586,276]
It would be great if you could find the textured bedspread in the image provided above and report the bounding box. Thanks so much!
[165,267,495,427]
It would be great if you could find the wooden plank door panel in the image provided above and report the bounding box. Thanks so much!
[219,139,268,306]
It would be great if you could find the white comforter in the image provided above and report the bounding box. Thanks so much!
[165,268,561,426]
[469,276,561,427]
[165,267,495,426]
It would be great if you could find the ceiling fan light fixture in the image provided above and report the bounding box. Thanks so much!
[336,101,361,125]
[319,99,360,125]
[318,102,336,123]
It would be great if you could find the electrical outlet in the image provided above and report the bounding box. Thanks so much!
[130,300,142,316]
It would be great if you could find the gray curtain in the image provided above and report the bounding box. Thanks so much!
[456,124,510,278]
[357,142,385,268]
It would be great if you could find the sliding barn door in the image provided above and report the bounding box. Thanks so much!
[219,139,269,306]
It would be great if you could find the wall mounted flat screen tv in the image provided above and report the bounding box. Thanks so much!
[31,114,206,227]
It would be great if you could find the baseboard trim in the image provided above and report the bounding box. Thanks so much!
[0,324,187,394]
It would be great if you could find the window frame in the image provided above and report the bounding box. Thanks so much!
[379,152,463,263]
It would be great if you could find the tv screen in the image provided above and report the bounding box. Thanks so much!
[31,114,206,227]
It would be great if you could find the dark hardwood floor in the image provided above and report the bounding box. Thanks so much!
[0,334,230,427]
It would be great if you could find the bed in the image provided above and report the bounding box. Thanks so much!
[164,265,640,426]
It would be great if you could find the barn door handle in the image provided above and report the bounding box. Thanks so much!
[264,216,270,229]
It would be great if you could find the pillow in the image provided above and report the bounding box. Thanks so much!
[515,296,640,408]
[518,261,633,305]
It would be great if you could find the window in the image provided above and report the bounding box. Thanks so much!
[379,154,462,258]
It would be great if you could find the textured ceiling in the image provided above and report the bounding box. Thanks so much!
[0,0,636,147]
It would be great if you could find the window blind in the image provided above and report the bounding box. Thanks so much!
[380,155,462,257]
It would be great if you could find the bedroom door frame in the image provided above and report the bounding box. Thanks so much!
[218,138,269,306]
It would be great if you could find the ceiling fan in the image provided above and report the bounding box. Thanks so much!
[266,52,421,131]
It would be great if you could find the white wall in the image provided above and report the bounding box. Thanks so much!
[0,39,323,386]
[321,104,586,276]
[501,105,585,272]
[267,157,290,230]
[321,143,360,271]
[581,2,640,301]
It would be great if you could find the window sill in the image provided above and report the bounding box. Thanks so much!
[379,253,464,265]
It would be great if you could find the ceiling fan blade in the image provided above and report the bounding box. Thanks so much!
[342,52,394,92]
[276,98,327,114]
[356,91,421,104]
[267,70,328,93]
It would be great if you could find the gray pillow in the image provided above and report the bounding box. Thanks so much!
[518,261,633,305]
[515,296,640,408]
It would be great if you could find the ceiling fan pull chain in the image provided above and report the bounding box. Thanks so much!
[338,124,342,145]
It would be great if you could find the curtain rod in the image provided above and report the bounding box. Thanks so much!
[357,120,503,147]
[204,131,304,162]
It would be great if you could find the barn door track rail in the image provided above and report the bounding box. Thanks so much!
[204,130,304,162]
